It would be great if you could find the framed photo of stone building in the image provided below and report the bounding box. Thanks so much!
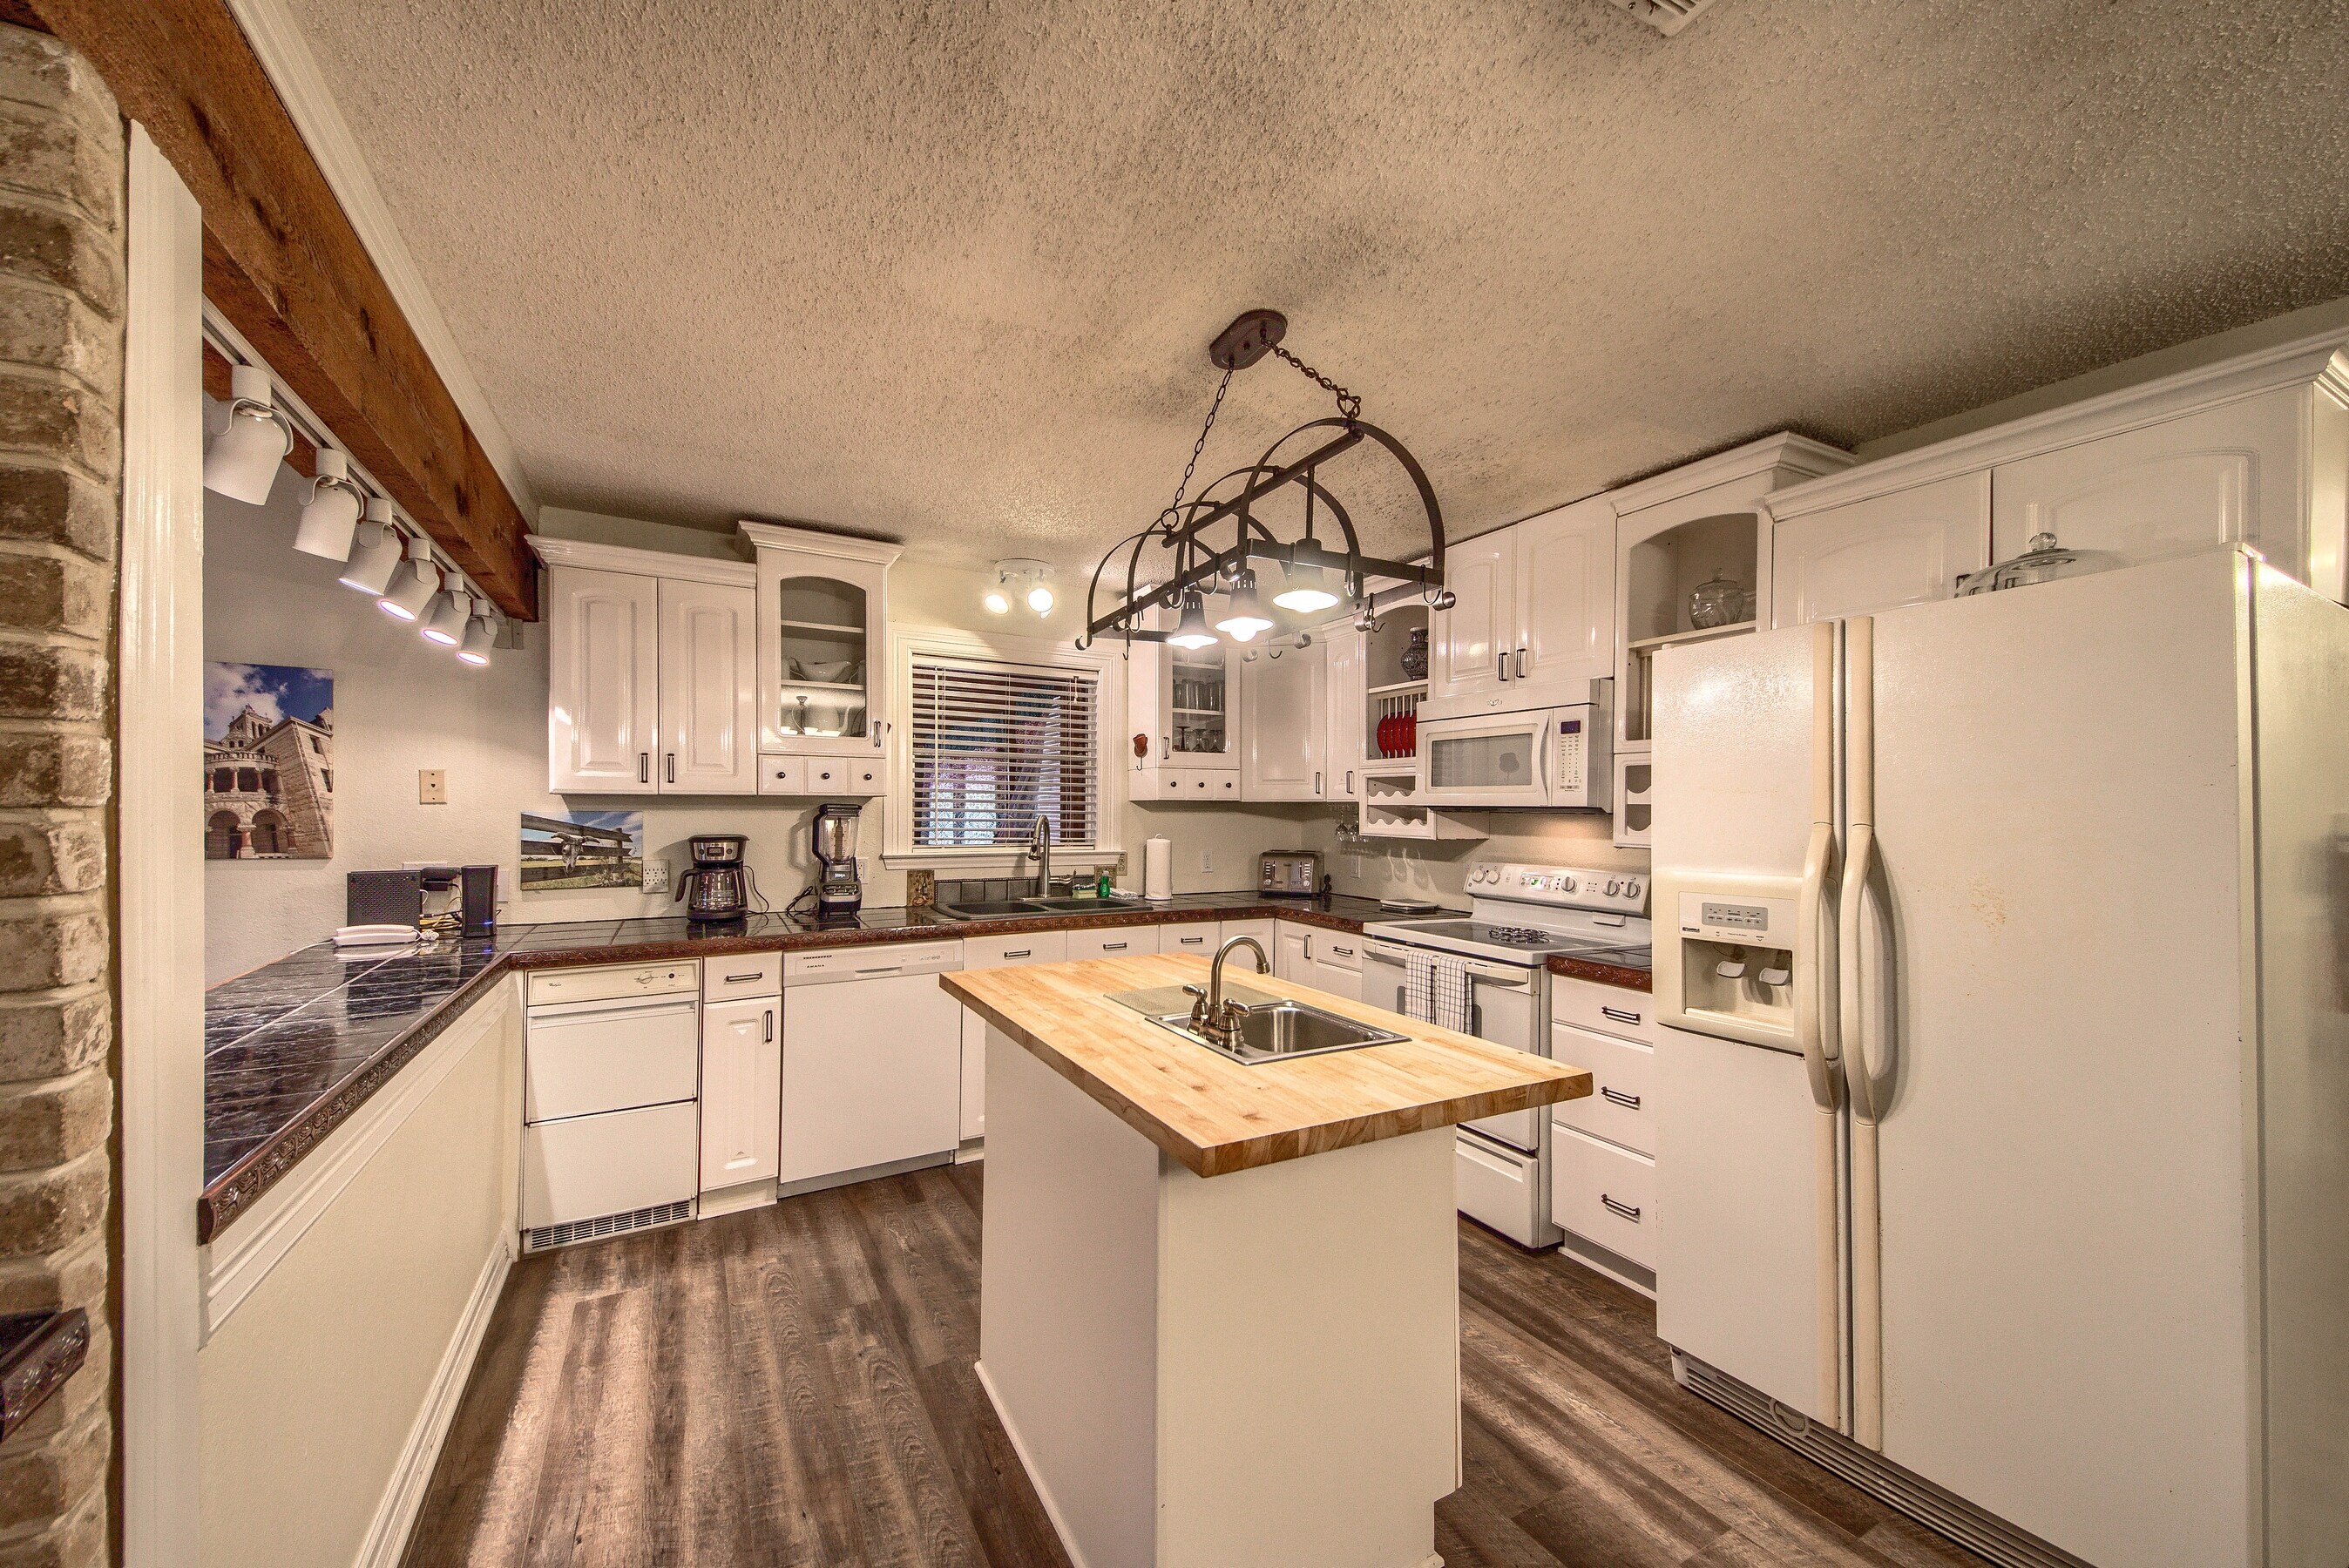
[204,663,335,860]
[519,809,645,890]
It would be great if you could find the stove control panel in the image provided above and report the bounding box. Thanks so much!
[1466,862,1648,915]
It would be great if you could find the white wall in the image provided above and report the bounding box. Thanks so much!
[204,497,1299,981]
[1303,809,1646,908]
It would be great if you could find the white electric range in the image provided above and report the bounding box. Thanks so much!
[1364,862,1651,1248]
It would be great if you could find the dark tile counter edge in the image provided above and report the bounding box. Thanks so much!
[200,895,1646,1238]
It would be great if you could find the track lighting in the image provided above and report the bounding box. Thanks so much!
[989,559,1054,618]
[457,601,497,666]
[983,587,1011,615]
[338,499,403,595]
[1027,583,1055,613]
[203,364,294,505]
[293,449,365,559]
[1214,568,1273,642]
[1166,590,1218,650]
[419,579,470,645]
[1272,558,1340,613]
[378,535,439,621]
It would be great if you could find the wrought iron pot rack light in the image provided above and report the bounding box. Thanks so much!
[1078,309,1451,651]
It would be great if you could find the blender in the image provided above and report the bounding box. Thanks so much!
[810,803,863,918]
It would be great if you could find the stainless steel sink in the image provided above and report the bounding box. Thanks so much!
[1147,1001,1409,1065]
[931,896,1154,920]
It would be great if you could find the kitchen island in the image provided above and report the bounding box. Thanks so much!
[943,952,1591,1568]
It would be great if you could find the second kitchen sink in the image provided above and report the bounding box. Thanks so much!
[931,896,1154,920]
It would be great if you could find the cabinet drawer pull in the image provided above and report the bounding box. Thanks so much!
[763,1009,775,1043]
[1601,1193,1642,1222]
[725,970,764,983]
[855,965,902,976]
[638,752,650,784]
[1515,647,1527,679]
[1330,944,1353,957]
[665,752,677,783]
[1601,1005,1643,1026]
[1601,1085,1642,1110]
[1100,941,1127,951]
[1177,935,1206,945]
[1003,949,1031,959]
[1497,652,1510,681]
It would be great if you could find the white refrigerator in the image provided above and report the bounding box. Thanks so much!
[1649,548,2349,1568]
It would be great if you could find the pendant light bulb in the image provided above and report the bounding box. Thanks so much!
[293,449,364,559]
[1026,584,1055,614]
[337,499,403,595]
[1271,559,1340,613]
[1166,591,1218,650]
[419,582,470,645]
[457,601,497,666]
[203,364,294,505]
[1215,569,1273,643]
[378,537,439,621]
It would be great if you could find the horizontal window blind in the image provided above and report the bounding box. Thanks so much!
[910,656,1100,848]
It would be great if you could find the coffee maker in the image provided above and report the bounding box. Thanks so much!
[810,803,863,918]
[674,833,751,923]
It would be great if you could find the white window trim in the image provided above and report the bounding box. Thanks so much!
[884,624,1124,874]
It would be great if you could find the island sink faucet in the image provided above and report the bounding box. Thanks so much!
[1023,813,1052,896]
[1188,934,1269,1046]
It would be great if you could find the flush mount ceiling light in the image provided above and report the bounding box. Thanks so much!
[457,600,498,666]
[378,535,439,621]
[292,449,366,559]
[988,560,1054,617]
[1080,309,1450,652]
[419,578,472,645]
[338,498,404,594]
[202,364,294,505]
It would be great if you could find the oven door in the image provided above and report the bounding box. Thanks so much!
[1459,963,1544,1152]
[1421,710,1552,808]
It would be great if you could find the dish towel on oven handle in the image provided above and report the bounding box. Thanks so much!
[1403,950,1475,1035]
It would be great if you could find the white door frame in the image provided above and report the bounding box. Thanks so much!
[119,123,206,1568]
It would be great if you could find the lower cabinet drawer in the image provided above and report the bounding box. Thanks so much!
[1550,1023,1655,1156]
[1067,925,1161,960]
[802,759,884,796]
[522,1102,700,1230]
[1163,923,1219,953]
[1550,1125,1656,1269]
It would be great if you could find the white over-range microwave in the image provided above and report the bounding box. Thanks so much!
[1418,684,1612,810]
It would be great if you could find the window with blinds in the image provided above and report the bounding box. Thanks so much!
[909,656,1100,848]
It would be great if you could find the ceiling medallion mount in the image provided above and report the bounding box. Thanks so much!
[1080,310,1450,651]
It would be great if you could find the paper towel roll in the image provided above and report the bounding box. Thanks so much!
[1144,835,1174,902]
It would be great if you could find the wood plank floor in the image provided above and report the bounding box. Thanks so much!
[404,1163,1991,1568]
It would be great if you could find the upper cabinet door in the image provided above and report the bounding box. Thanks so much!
[1770,472,1990,628]
[1989,387,2312,588]
[1429,531,1514,704]
[1323,625,1366,799]
[749,535,895,760]
[1240,643,1328,801]
[658,578,759,794]
[1513,497,1615,691]
[547,566,660,794]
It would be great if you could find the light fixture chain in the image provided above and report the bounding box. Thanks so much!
[1271,344,1362,421]
[1160,365,1235,531]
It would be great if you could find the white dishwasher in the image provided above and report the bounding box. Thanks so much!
[781,939,964,1192]
[521,962,702,1248]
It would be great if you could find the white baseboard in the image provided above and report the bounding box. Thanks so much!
[353,1238,512,1568]
[974,1359,1089,1568]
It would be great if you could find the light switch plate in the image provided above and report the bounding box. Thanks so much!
[417,768,447,805]
[1200,848,1213,873]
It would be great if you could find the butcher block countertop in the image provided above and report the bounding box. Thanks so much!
[943,952,1592,1179]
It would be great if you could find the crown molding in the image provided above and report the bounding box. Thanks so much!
[1604,431,1856,515]
[527,535,755,587]
[1765,330,2349,523]
[227,0,538,519]
[738,521,904,567]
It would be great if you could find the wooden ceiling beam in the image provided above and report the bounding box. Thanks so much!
[31,0,539,618]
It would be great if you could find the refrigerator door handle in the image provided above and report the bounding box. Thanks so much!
[1795,821,1844,1114]
[1840,823,1892,1121]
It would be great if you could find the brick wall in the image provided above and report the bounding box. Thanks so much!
[0,21,119,1568]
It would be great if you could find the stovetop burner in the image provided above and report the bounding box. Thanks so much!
[1484,925,1558,946]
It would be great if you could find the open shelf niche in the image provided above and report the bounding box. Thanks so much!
[1621,513,1761,747]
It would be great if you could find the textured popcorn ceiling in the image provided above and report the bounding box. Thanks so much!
[282,0,2349,570]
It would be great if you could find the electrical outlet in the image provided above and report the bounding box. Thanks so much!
[643,859,671,894]
[1200,848,1213,873]
[417,768,447,805]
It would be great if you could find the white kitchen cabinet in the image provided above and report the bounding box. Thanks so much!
[1218,917,1277,956]
[1427,530,1514,706]
[1988,384,2346,595]
[1128,610,1239,774]
[656,578,759,794]
[780,941,962,1186]
[1133,768,1242,803]
[1066,925,1161,960]
[1276,924,1313,983]
[1161,923,1219,956]
[957,931,1067,1144]
[1769,471,1990,629]
[700,995,781,1193]
[545,564,661,794]
[1323,624,1367,801]
[741,521,900,765]
[1309,930,1364,1003]
[1239,644,1327,801]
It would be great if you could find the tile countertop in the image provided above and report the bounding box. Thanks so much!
[197,891,1650,1240]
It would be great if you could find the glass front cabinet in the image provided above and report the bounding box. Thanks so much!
[1125,606,1242,801]
[740,523,900,774]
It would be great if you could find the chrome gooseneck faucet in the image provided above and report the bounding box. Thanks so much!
[1188,934,1269,1045]
[1024,813,1053,897]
